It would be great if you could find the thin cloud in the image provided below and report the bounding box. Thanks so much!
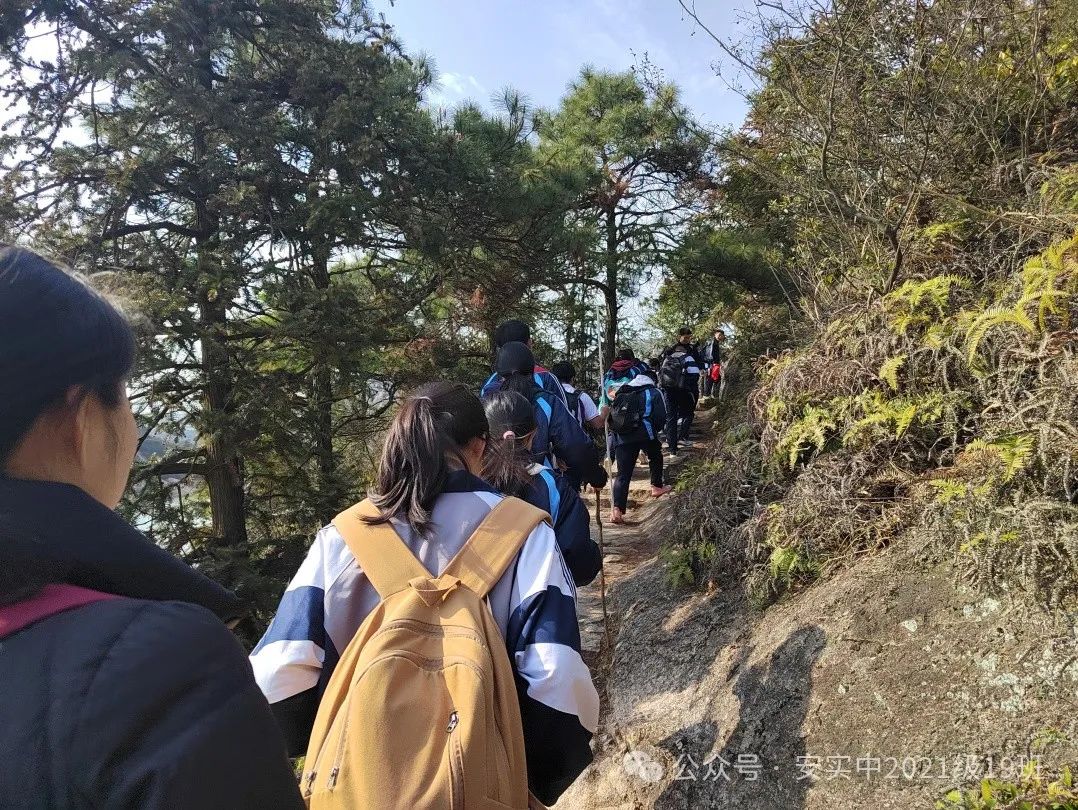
[426,71,487,108]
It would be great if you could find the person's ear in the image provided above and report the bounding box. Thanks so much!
[463,436,487,473]
[71,386,94,468]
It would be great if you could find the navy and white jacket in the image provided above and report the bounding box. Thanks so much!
[484,379,607,490]
[661,343,704,381]
[605,373,667,448]
[524,463,601,587]
[250,471,599,805]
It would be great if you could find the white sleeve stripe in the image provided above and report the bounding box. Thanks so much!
[515,643,600,733]
[512,522,575,604]
[250,639,323,704]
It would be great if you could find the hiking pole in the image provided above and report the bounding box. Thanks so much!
[594,444,612,651]
[594,490,613,655]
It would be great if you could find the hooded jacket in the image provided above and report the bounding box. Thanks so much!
[0,477,303,810]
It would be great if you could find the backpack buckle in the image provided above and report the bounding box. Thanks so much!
[409,575,462,607]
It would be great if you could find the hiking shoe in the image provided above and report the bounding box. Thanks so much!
[681,439,695,449]
[650,485,673,498]
[666,451,678,460]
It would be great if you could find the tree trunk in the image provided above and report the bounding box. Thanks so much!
[603,206,619,367]
[198,293,249,550]
[193,8,247,552]
[310,241,343,518]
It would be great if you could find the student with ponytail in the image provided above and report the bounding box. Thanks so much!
[0,246,302,808]
[252,382,599,805]
[483,391,602,587]
[488,342,608,492]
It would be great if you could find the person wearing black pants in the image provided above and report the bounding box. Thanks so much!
[662,385,695,456]
[701,328,727,397]
[659,328,705,457]
[612,438,666,518]
[681,374,700,436]
[601,363,673,524]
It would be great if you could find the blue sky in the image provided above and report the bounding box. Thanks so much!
[372,0,756,131]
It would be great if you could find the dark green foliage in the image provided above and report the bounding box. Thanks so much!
[661,0,1078,613]
[0,0,582,641]
[536,69,710,364]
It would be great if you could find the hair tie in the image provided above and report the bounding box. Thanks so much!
[502,430,516,440]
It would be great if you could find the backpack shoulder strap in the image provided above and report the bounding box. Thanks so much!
[0,584,117,640]
[535,391,553,422]
[443,497,549,598]
[332,499,432,599]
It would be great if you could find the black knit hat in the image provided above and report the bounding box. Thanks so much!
[495,341,535,377]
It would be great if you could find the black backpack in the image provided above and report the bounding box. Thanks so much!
[564,388,584,425]
[609,385,649,435]
[659,352,686,388]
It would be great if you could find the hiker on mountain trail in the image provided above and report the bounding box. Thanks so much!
[483,390,602,586]
[251,382,598,807]
[659,327,704,458]
[550,361,604,432]
[600,348,673,525]
[481,318,568,407]
[701,327,727,398]
[488,342,608,493]
[0,247,303,810]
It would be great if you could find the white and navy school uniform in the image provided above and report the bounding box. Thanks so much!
[560,383,601,428]
[524,463,601,586]
[250,470,599,804]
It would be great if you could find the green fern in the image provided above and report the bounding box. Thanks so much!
[928,478,967,504]
[661,546,697,590]
[776,404,837,469]
[768,545,816,582]
[965,305,1036,363]
[1020,233,1077,330]
[878,354,907,391]
[888,274,970,313]
[919,220,969,243]
[966,434,1037,481]
[894,402,919,437]
[936,762,1077,809]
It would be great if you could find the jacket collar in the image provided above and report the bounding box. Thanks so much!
[0,477,243,621]
[442,468,498,495]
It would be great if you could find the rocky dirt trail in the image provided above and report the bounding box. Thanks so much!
[558,406,1078,810]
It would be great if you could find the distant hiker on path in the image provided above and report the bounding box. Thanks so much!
[701,327,727,398]
[0,246,303,810]
[659,327,704,458]
[483,390,602,586]
[481,318,568,407]
[551,361,605,432]
[487,342,608,492]
[600,348,673,525]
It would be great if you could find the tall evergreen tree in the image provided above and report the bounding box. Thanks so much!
[537,69,710,363]
[0,0,441,627]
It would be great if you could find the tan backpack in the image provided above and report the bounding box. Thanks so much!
[301,496,549,810]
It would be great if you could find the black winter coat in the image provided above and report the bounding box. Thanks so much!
[0,477,304,810]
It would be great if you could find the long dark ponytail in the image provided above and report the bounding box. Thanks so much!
[365,382,489,537]
[482,391,536,498]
